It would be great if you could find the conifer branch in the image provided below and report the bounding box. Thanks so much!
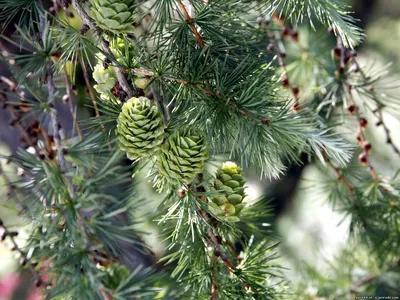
[336,37,378,182]
[176,0,205,48]
[46,64,91,250]
[352,58,400,158]
[63,69,84,141]
[71,0,134,98]
[264,21,300,110]
[131,68,271,125]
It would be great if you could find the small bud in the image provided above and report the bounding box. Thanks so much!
[356,134,362,143]
[71,85,77,95]
[282,27,290,39]
[359,118,368,129]
[334,47,341,57]
[62,148,69,155]
[358,152,368,165]
[31,120,40,132]
[375,120,383,126]
[9,231,18,237]
[34,279,43,287]
[50,52,62,63]
[292,101,301,112]
[214,248,221,257]
[291,86,299,98]
[291,30,299,41]
[387,137,392,144]
[363,141,372,153]
[177,189,185,197]
[261,119,270,126]
[220,253,227,262]
[281,77,289,88]
[347,105,356,115]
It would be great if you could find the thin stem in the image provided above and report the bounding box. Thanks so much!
[264,23,299,110]
[325,157,355,201]
[46,64,91,250]
[210,257,218,300]
[352,58,400,158]
[176,0,205,48]
[80,58,100,117]
[336,37,379,182]
[80,57,112,150]
[63,69,83,140]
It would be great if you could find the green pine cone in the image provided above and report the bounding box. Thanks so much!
[157,127,209,185]
[110,38,139,69]
[116,97,165,160]
[90,0,136,34]
[99,263,130,290]
[93,53,117,100]
[209,162,246,222]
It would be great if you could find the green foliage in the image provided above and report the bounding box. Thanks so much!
[263,0,364,48]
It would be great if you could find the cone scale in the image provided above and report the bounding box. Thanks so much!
[116,97,165,161]
[209,162,246,223]
[157,127,209,185]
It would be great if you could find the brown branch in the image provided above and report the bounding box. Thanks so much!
[63,69,83,141]
[352,58,400,159]
[335,37,379,182]
[176,0,205,48]
[263,23,300,110]
[80,58,100,117]
[71,0,134,98]
[210,257,218,300]
[325,157,355,200]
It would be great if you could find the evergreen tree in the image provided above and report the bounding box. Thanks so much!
[0,0,398,299]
